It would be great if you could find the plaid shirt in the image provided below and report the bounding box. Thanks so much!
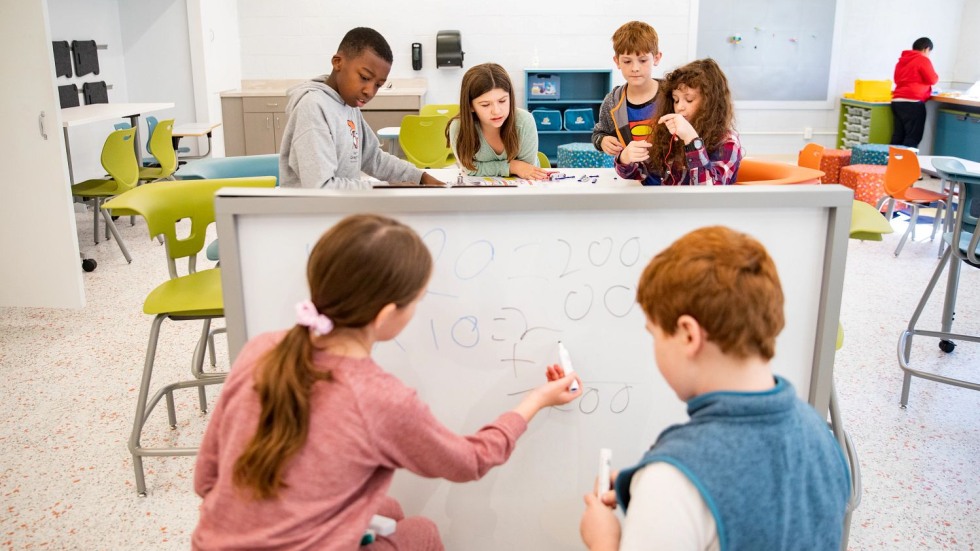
[615,130,744,186]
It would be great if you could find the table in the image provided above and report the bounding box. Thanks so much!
[422,167,632,187]
[172,122,222,159]
[61,102,174,185]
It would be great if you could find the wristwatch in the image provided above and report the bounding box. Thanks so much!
[685,138,704,152]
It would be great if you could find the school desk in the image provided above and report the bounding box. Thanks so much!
[214,183,854,550]
[172,121,222,159]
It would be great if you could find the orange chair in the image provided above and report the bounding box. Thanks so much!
[735,158,824,185]
[875,147,948,257]
[798,143,825,170]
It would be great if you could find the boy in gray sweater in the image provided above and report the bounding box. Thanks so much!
[279,27,443,189]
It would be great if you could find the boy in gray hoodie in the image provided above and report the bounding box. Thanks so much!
[279,27,443,189]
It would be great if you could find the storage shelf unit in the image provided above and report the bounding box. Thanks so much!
[837,98,893,149]
[525,69,612,164]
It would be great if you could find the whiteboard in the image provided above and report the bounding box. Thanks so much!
[215,186,851,550]
[696,0,838,102]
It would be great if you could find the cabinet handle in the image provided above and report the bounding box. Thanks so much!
[38,111,48,140]
[266,116,272,130]
[266,102,278,107]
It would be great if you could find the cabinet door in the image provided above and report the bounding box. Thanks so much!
[273,113,286,153]
[244,112,275,155]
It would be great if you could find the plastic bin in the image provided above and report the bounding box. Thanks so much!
[531,109,562,131]
[563,108,595,131]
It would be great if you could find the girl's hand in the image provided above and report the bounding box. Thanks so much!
[657,113,698,145]
[580,492,622,550]
[513,366,581,422]
[600,136,624,156]
[617,140,651,164]
[510,160,549,180]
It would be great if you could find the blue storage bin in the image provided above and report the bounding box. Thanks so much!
[563,108,595,131]
[532,109,561,131]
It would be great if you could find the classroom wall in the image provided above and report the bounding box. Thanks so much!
[952,0,980,85]
[234,0,974,156]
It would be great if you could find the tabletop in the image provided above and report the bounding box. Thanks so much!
[61,102,174,127]
[422,167,634,188]
[173,122,222,137]
[918,155,980,178]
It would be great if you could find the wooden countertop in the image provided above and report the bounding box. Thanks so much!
[930,95,980,109]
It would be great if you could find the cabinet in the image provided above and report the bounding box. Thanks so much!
[837,99,893,149]
[221,95,287,156]
[933,108,980,162]
[524,69,612,165]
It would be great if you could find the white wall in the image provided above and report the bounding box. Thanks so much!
[118,0,196,155]
[235,0,976,155]
[953,0,980,85]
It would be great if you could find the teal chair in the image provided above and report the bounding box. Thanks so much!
[399,115,455,168]
[103,176,277,495]
[898,158,980,406]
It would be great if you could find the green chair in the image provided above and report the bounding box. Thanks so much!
[399,115,456,169]
[537,151,551,169]
[420,103,460,119]
[138,118,177,183]
[70,127,138,262]
[850,200,895,242]
[102,176,277,496]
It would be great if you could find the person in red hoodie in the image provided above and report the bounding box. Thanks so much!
[891,37,939,148]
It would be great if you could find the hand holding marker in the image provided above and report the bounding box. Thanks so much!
[557,341,580,392]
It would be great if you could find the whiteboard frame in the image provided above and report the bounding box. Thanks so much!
[215,184,851,416]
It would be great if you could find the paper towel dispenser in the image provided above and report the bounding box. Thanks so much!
[436,30,464,68]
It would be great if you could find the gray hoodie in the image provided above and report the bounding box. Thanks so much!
[278,77,424,189]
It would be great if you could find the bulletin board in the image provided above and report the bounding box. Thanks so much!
[696,0,838,102]
[215,185,851,550]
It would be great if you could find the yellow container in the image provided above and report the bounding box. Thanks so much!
[852,79,892,102]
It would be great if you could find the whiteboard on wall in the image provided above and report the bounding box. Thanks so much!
[697,0,837,102]
[215,186,850,551]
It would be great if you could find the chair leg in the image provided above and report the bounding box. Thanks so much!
[894,204,917,257]
[99,207,132,263]
[130,314,228,496]
[194,318,213,413]
[207,327,227,368]
[92,198,101,245]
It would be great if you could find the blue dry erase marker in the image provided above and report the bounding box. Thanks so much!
[558,341,580,392]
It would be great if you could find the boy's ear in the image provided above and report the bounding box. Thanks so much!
[653,52,663,66]
[331,54,343,73]
[613,54,620,66]
[675,314,705,357]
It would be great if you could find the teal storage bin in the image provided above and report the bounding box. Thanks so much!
[563,108,595,131]
[532,109,561,131]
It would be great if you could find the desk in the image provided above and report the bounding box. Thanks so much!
[61,102,174,184]
[421,167,632,188]
[172,122,222,159]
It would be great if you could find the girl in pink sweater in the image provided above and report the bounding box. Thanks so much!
[192,213,581,550]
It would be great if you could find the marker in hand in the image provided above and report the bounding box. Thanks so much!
[597,448,613,498]
[557,341,579,392]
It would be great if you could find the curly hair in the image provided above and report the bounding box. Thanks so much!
[645,58,734,175]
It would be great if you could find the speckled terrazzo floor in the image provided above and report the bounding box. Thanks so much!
[1,191,978,550]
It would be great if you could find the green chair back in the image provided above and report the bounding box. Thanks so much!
[146,118,177,177]
[103,127,140,192]
[849,200,894,241]
[398,115,455,168]
[103,176,276,262]
[420,104,460,118]
[145,115,159,155]
[537,151,551,169]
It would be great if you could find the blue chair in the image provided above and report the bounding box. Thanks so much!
[898,158,980,406]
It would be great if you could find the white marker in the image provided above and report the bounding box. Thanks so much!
[597,448,613,498]
[557,341,580,392]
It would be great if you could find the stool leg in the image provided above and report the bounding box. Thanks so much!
[130,315,166,496]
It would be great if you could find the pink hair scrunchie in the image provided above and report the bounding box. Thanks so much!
[295,300,334,336]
